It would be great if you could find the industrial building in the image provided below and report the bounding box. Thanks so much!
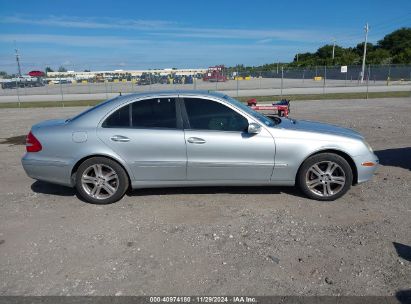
[47,68,208,81]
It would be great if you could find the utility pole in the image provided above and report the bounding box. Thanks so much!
[332,38,336,60]
[14,41,22,76]
[361,23,369,83]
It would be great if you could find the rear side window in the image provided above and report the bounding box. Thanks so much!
[184,98,248,132]
[102,104,130,128]
[102,98,177,129]
[132,98,176,129]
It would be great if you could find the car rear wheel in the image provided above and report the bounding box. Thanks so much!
[297,153,353,201]
[75,157,129,204]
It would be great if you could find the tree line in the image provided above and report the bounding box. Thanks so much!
[230,27,411,72]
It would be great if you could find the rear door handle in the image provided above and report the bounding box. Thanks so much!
[110,135,130,142]
[187,137,206,144]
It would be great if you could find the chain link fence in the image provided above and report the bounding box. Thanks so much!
[1,64,410,104]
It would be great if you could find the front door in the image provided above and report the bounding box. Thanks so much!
[181,97,275,181]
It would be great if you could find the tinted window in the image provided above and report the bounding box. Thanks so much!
[102,104,130,128]
[131,98,176,129]
[184,98,248,132]
[102,98,177,129]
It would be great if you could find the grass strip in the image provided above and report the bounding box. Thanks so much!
[0,91,409,109]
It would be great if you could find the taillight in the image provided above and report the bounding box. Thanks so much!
[26,131,42,152]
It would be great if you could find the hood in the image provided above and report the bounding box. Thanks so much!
[32,119,67,130]
[278,118,364,140]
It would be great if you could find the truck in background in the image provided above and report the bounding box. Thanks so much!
[203,65,227,82]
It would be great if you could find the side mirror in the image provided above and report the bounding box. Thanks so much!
[248,122,261,134]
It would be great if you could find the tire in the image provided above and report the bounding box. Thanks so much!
[75,157,129,204]
[297,153,353,201]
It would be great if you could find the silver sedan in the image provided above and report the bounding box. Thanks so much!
[22,91,378,204]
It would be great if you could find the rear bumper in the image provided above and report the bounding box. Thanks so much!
[353,153,379,184]
[21,154,73,187]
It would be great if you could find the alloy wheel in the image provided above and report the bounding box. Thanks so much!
[305,161,346,197]
[81,164,119,200]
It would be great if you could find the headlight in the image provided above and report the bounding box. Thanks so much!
[364,141,373,153]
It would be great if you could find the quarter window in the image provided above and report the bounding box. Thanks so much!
[184,98,248,132]
[102,104,130,128]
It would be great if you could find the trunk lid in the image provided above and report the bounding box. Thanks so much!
[31,119,67,130]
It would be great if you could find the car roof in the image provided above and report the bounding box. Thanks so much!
[70,90,229,126]
[100,90,229,110]
[113,90,226,102]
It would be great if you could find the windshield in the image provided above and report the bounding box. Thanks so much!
[223,95,278,127]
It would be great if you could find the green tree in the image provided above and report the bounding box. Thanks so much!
[367,48,392,64]
[0,71,9,78]
[45,67,54,73]
[393,48,411,64]
[354,42,374,57]
[378,27,411,56]
[58,66,67,72]
[316,44,344,59]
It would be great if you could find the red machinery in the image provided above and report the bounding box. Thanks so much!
[203,65,227,82]
[28,71,45,77]
[247,98,290,117]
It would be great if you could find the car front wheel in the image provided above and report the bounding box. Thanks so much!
[75,157,129,204]
[297,153,353,201]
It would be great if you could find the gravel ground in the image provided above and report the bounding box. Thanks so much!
[0,98,410,296]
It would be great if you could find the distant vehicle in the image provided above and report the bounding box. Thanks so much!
[1,76,45,89]
[137,73,152,85]
[203,65,227,82]
[22,91,378,204]
[185,75,193,84]
[51,78,71,85]
[173,75,183,84]
[158,76,168,84]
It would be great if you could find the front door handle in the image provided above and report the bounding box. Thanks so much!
[110,135,130,142]
[187,137,206,144]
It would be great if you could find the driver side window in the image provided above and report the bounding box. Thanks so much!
[183,98,248,132]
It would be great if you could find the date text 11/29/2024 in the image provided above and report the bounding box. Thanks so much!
[149,296,257,303]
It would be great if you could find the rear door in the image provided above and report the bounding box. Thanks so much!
[97,96,187,181]
[181,97,275,181]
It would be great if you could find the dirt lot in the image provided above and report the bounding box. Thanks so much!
[0,98,410,296]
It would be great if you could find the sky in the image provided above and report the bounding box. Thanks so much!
[0,0,410,73]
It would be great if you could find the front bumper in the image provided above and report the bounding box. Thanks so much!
[353,153,379,184]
